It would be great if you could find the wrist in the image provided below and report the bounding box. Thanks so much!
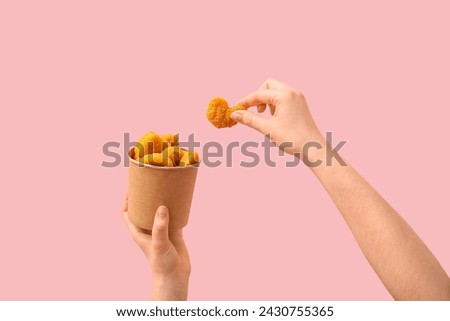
[296,132,326,163]
[304,134,348,172]
[151,273,190,301]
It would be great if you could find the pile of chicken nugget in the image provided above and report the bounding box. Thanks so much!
[133,132,199,167]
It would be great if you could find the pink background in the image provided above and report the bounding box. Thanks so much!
[1,1,449,300]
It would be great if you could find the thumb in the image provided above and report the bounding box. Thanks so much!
[151,206,170,255]
[230,110,269,134]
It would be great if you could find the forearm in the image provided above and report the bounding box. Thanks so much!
[309,141,450,300]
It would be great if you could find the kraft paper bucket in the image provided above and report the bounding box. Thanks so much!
[127,148,199,231]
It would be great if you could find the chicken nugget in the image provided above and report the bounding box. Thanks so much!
[160,133,179,149]
[134,131,163,159]
[179,150,200,166]
[206,97,247,128]
[140,153,173,167]
[162,146,184,166]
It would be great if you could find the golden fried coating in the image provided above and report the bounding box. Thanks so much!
[133,131,199,167]
[206,97,229,128]
[162,146,184,166]
[179,150,200,166]
[134,131,163,160]
[160,133,179,149]
[140,153,174,167]
[206,97,246,128]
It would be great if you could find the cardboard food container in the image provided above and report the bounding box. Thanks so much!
[128,148,199,231]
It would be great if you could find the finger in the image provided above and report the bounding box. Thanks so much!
[259,78,293,91]
[169,229,185,250]
[121,193,128,213]
[238,89,280,108]
[122,211,151,236]
[269,104,276,115]
[230,110,270,134]
[120,192,135,232]
[151,206,170,255]
[120,192,136,232]
[257,104,266,113]
[170,230,189,258]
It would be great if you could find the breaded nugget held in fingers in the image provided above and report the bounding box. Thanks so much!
[206,97,247,128]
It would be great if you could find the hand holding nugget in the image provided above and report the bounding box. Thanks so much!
[227,79,323,156]
[226,78,450,300]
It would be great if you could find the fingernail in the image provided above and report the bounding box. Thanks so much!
[230,111,242,121]
[157,206,168,217]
